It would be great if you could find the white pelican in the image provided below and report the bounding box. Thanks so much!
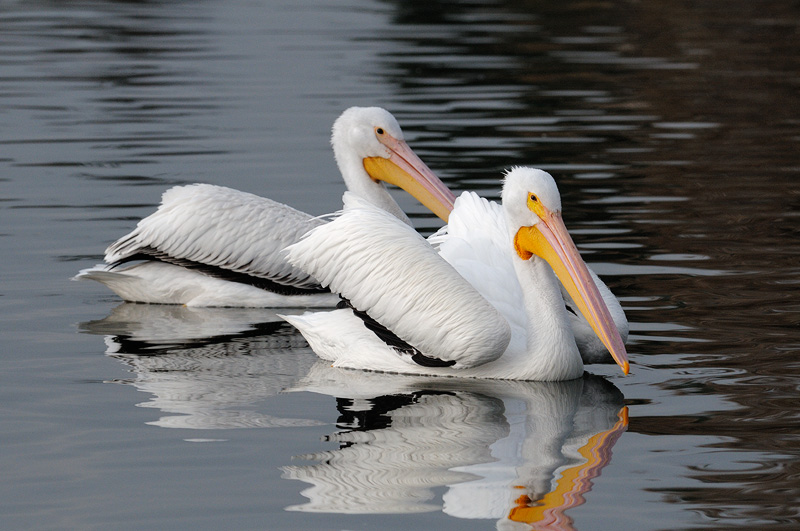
[428,173,629,366]
[281,166,629,381]
[75,107,456,308]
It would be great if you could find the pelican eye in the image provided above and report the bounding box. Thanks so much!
[375,127,385,135]
[527,192,543,215]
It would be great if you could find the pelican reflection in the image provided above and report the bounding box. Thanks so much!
[284,365,627,529]
[80,303,322,429]
[81,304,627,528]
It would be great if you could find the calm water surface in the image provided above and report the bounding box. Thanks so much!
[1,1,799,529]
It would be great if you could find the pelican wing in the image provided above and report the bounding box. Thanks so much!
[105,184,326,292]
[285,192,511,369]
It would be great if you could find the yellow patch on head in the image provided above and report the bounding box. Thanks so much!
[527,192,547,219]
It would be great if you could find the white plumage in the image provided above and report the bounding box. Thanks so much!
[282,167,630,381]
[286,193,511,369]
[105,184,321,288]
[75,107,455,307]
[431,189,629,365]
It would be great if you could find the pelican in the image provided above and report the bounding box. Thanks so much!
[74,107,456,308]
[281,167,629,381]
[428,173,629,366]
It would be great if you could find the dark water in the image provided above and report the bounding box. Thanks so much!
[2,1,799,529]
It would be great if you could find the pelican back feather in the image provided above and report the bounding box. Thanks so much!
[105,184,324,291]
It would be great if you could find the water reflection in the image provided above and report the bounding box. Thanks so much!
[80,303,322,429]
[81,303,627,528]
[285,367,627,528]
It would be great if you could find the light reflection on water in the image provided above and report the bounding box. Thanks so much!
[2,0,800,529]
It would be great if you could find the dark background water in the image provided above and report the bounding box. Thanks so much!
[1,1,799,529]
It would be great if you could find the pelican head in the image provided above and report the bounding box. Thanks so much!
[503,167,630,375]
[332,107,455,223]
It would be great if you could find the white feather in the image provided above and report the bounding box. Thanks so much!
[106,184,324,288]
[285,192,511,369]
[76,262,338,308]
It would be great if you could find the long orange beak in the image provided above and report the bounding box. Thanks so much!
[514,208,629,375]
[362,134,456,223]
